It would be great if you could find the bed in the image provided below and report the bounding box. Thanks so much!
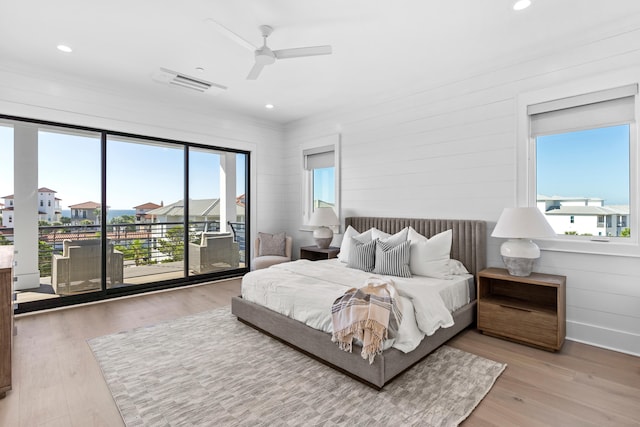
[231,216,486,389]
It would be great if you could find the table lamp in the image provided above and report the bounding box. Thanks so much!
[491,207,556,276]
[308,207,339,249]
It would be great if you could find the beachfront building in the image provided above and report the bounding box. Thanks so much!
[133,202,162,223]
[1,187,62,227]
[538,195,630,237]
[68,201,104,225]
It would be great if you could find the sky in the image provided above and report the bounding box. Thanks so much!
[536,124,630,205]
[0,123,631,208]
[0,126,246,209]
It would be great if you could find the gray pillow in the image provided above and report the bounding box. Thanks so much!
[374,239,412,278]
[347,237,376,272]
[258,232,286,256]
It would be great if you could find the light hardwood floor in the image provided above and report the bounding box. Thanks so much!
[0,279,638,426]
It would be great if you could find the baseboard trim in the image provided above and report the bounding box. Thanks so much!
[566,320,640,357]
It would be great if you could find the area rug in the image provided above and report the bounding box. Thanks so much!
[88,308,506,427]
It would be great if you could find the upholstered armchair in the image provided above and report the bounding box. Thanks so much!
[51,239,124,294]
[188,232,240,274]
[252,233,293,270]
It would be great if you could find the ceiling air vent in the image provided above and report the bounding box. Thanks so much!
[152,68,227,94]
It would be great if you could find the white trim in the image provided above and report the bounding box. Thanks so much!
[517,73,640,257]
[300,134,341,231]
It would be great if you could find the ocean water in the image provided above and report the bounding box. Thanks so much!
[61,209,136,222]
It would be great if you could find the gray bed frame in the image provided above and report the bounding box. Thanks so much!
[231,217,487,389]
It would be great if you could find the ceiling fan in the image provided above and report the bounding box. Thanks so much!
[207,20,332,80]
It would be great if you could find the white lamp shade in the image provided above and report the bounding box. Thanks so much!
[308,207,339,227]
[309,207,339,249]
[491,207,556,239]
[492,207,555,276]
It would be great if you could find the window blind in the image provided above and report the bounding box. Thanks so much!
[303,145,334,170]
[529,84,638,136]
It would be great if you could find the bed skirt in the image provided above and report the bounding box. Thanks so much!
[231,295,476,389]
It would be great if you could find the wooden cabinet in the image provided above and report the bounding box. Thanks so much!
[0,246,14,398]
[300,246,340,261]
[477,267,566,352]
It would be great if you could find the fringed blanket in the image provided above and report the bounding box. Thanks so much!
[331,277,403,363]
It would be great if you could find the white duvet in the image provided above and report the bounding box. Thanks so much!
[241,259,472,353]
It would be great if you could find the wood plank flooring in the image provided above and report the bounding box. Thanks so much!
[0,278,638,426]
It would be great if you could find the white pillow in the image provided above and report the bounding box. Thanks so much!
[338,226,373,263]
[372,227,409,246]
[407,227,453,278]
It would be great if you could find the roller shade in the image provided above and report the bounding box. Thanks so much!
[529,84,637,136]
[303,145,334,170]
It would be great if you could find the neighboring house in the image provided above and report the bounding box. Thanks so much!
[68,201,104,225]
[1,187,62,227]
[133,202,162,223]
[146,198,245,225]
[538,195,630,237]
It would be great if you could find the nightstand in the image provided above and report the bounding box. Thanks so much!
[477,267,566,352]
[300,246,340,261]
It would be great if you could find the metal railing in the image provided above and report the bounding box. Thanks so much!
[3,220,247,277]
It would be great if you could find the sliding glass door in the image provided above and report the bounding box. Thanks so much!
[2,114,249,313]
[188,148,247,276]
[106,136,185,287]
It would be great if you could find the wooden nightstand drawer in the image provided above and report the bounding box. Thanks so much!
[478,300,558,349]
[477,268,566,351]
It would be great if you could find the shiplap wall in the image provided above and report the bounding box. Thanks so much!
[283,23,640,355]
[0,66,288,250]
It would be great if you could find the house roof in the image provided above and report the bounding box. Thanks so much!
[38,187,57,193]
[68,201,102,209]
[545,206,629,216]
[147,198,245,217]
[133,202,162,210]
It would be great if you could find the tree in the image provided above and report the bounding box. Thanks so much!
[621,228,631,237]
[110,215,136,232]
[60,216,72,225]
[0,235,11,246]
[38,240,53,277]
[116,239,148,266]
[158,226,185,262]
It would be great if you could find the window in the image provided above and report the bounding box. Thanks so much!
[518,82,639,255]
[302,135,340,228]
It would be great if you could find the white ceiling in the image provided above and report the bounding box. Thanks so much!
[2,1,640,124]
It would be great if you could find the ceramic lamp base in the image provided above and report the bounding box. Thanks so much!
[500,238,540,276]
[313,226,333,249]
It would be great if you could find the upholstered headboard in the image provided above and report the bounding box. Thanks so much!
[344,217,487,276]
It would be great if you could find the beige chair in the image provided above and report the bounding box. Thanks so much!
[51,239,124,294]
[252,235,293,270]
[189,232,240,274]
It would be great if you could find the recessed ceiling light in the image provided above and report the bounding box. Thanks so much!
[513,0,531,11]
[265,104,274,109]
[195,67,205,73]
[57,44,73,53]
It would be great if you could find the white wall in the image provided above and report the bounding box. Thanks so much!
[0,66,288,259]
[283,21,640,356]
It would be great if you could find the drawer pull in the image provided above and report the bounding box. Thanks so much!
[499,304,532,313]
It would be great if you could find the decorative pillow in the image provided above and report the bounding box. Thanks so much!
[338,226,373,263]
[258,232,286,257]
[374,239,411,278]
[347,238,376,272]
[447,259,469,276]
[372,227,409,247]
[407,227,453,278]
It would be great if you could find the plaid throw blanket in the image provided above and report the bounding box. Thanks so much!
[331,277,403,363]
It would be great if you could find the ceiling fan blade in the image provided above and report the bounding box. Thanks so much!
[246,62,265,80]
[273,45,332,60]
[205,18,256,51]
